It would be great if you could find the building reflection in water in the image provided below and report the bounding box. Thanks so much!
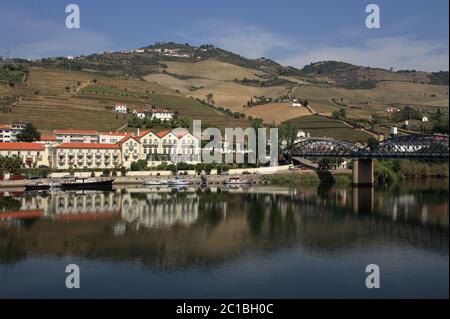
[0,183,448,269]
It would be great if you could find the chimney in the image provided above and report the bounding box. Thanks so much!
[137,128,140,137]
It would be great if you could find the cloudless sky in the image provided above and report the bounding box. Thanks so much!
[0,0,448,70]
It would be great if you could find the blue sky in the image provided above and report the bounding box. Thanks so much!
[0,0,448,71]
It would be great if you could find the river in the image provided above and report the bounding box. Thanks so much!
[0,181,448,298]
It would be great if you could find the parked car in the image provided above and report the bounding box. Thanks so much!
[242,171,251,175]
[28,176,41,180]
[288,166,300,171]
[219,171,229,176]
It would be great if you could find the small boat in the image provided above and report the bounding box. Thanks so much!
[167,176,190,186]
[61,178,114,191]
[224,177,251,185]
[25,182,50,191]
[144,179,168,186]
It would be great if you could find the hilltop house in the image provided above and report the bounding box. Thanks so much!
[115,104,128,113]
[386,107,401,113]
[150,108,175,121]
[133,107,175,121]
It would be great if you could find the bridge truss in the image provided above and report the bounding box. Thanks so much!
[287,135,449,160]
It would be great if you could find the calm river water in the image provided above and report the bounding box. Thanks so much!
[0,181,448,298]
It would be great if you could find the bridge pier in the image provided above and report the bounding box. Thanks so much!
[352,159,374,186]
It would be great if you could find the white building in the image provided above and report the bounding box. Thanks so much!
[292,103,303,107]
[115,104,128,113]
[55,130,99,144]
[133,108,147,119]
[133,107,175,121]
[53,143,121,170]
[0,122,27,142]
[150,108,175,121]
[2,128,201,170]
[99,132,131,144]
[36,135,57,146]
[422,116,429,122]
[0,142,50,168]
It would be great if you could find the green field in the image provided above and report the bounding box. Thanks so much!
[285,115,373,143]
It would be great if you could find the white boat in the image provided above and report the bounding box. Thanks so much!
[167,176,190,186]
[144,179,168,186]
[224,177,251,185]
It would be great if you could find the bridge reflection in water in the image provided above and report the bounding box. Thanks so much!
[0,183,448,269]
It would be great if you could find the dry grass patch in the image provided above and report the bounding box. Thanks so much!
[163,60,267,81]
[244,103,312,124]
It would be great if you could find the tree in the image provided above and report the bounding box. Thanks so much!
[279,123,297,150]
[130,159,148,171]
[0,156,23,175]
[318,158,333,170]
[206,93,214,105]
[367,137,379,151]
[195,163,205,175]
[332,108,346,120]
[16,123,41,142]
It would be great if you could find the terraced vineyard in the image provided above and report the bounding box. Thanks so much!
[1,67,251,131]
[1,95,127,131]
[285,115,373,143]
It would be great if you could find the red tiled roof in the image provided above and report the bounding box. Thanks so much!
[0,142,45,151]
[136,130,151,138]
[55,129,98,135]
[173,130,191,138]
[99,132,130,136]
[40,135,56,141]
[156,129,172,138]
[55,143,120,149]
[0,124,12,129]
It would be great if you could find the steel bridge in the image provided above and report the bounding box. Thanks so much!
[284,134,449,186]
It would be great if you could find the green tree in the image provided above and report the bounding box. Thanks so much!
[0,156,23,175]
[16,123,41,142]
[195,163,205,175]
[130,159,148,171]
[367,137,379,151]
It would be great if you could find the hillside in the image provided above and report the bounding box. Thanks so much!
[0,67,250,132]
[1,41,448,139]
[297,61,437,89]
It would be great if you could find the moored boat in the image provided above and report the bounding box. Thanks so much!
[60,178,114,190]
[167,176,190,186]
[224,177,251,185]
[144,179,168,186]
[25,182,50,191]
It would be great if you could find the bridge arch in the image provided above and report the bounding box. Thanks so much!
[369,134,449,159]
[286,138,364,158]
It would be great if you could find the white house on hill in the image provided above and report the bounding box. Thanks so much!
[150,108,175,121]
[115,104,128,113]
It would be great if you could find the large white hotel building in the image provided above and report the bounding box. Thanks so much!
[0,128,201,170]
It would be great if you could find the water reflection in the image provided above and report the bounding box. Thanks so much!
[0,182,448,269]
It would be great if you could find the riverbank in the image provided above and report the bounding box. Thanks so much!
[1,160,447,189]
